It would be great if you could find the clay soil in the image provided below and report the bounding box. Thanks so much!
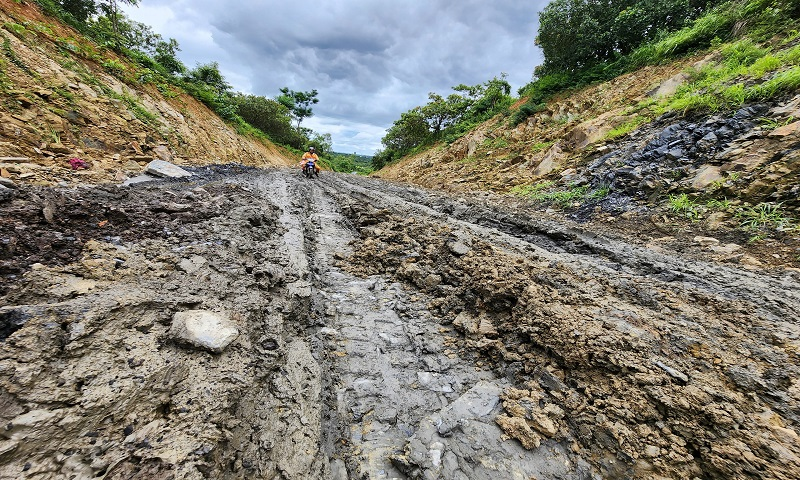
[1,169,798,479]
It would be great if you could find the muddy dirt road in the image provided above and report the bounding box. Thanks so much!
[1,169,799,479]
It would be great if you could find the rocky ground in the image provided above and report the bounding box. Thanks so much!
[1,168,798,479]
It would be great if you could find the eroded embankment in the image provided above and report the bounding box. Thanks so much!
[1,169,799,479]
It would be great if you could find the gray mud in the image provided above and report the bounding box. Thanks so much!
[1,169,798,479]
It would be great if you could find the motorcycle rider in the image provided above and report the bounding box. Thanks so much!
[300,146,320,176]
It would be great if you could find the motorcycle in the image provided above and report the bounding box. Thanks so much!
[303,160,317,179]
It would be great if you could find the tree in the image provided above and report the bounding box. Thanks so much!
[96,0,140,49]
[276,88,319,129]
[186,62,231,96]
[420,92,465,135]
[456,74,512,119]
[535,0,724,75]
[308,132,333,155]
[58,0,97,23]
[153,38,186,75]
[231,93,303,146]
[381,108,429,153]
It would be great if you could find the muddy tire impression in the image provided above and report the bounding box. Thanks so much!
[1,169,798,479]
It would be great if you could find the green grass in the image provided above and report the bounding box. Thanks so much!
[1,33,31,74]
[545,185,590,207]
[530,140,555,152]
[669,193,701,221]
[737,203,797,236]
[3,22,27,38]
[482,137,509,149]
[101,59,126,77]
[587,184,611,200]
[510,181,554,197]
[511,181,609,208]
[605,117,649,141]
[661,38,800,114]
[758,115,795,130]
[706,198,732,210]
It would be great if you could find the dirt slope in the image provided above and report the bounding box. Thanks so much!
[376,54,800,271]
[0,0,293,187]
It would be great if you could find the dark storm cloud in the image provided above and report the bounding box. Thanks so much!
[123,0,548,154]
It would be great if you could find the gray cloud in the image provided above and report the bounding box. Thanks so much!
[123,0,547,155]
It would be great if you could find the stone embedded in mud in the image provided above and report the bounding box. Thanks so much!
[144,159,193,178]
[447,240,471,256]
[690,165,723,189]
[693,236,720,247]
[653,360,689,385]
[169,310,239,353]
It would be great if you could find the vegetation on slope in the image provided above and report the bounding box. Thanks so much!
[28,0,337,161]
[373,0,800,173]
[512,0,800,125]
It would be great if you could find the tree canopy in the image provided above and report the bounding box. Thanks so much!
[373,74,512,169]
[536,0,725,75]
[277,88,319,129]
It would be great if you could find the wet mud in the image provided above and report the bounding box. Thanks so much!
[1,169,798,479]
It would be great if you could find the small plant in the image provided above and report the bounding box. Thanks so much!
[737,203,796,235]
[530,140,555,152]
[706,198,732,210]
[514,182,590,207]
[510,180,554,197]
[1,33,30,73]
[3,22,26,38]
[721,38,768,69]
[748,55,781,77]
[587,184,611,200]
[547,185,590,207]
[482,137,509,149]
[157,83,179,99]
[53,86,75,103]
[45,126,61,144]
[605,116,648,141]
[669,193,701,221]
[758,115,795,130]
[102,59,126,76]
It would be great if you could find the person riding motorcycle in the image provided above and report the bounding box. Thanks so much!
[300,146,320,176]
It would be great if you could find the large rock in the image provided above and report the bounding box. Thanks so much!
[690,165,723,189]
[768,120,800,138]
[169,310,239,353]
[144,159,193,178]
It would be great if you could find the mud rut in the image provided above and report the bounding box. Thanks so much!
[264,173,585,479]
[1,169,799,480]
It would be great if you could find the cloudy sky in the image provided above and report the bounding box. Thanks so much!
[122,1,549,155]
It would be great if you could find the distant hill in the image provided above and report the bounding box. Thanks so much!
[332,152,373,164]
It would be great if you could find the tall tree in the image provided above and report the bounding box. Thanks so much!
[536,0,725,75]
[276,88,319,129]
[58,0,97,22]
[381,108,429,153]
[97,0,140,49]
